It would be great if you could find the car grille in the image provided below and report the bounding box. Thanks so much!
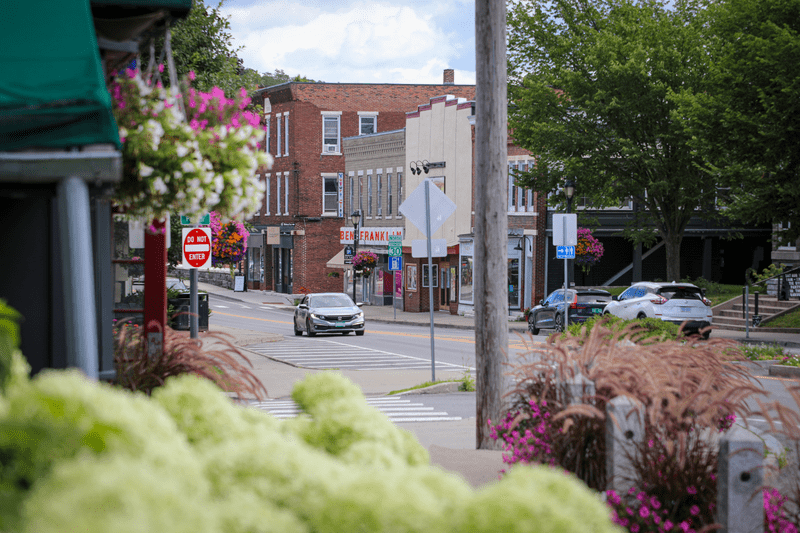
[318,314,356,321]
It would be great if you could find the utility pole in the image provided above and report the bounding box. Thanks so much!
[474,0,508,449]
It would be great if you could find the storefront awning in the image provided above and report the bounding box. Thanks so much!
[327,249,348,269]
[0,0,120,152]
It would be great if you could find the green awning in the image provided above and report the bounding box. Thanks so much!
[0,0,120,151]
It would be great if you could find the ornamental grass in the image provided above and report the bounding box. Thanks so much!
[495,317,764,531]
[112,321,267,400]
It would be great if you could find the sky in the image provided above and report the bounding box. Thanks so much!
[218,0,477,85]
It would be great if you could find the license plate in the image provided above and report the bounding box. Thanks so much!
[680,307,691,313]
[591,308,602,314]
[335,322,346,327]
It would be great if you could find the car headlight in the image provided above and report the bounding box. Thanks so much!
[309,313,319,319]
[355,311,364,319]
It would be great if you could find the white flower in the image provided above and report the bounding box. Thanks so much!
[213,176,224,193]
[176,144,189,158]
[139,164,154,177]
[181,160,195,173]
[152,177,168,194]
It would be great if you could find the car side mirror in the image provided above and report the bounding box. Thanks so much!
[612,295,619,301]
[539,299,544,306]
[298,304,308,309]
[356,302,363,307]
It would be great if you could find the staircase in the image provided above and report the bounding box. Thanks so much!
[712,294,800,332]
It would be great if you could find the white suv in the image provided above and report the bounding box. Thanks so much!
[603,281,713,338]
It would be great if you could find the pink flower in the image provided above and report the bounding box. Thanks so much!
[690,505,700,516]
[189,70,196,81]
[687,486,697,495]
[663,520,673,530]
[158,63,165,73]
[639,506,650,518]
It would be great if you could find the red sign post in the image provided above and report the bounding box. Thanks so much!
[182,227,212,269]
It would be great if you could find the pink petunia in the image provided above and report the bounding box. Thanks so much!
[188,71,196,81]
[158,63,165,73]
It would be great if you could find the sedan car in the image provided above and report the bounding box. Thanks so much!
[294,292,365,336]
[527,288,612,334]
[602,281,713,338]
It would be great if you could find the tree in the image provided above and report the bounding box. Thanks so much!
[141,0,252,97]
[678,0,800,245]
[507,0,719,281]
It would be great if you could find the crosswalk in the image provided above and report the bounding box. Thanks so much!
[248,395,462,423]
[246,338,469,372]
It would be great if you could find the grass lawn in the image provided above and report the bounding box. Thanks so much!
[765,308,800,328]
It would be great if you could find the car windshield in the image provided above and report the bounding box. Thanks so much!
[310,295,354,308]
[577,293,611,303]
[167,279,187,291]
[657,287,702,301]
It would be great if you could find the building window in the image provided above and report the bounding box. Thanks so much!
[397,169,404,217]
[265,115,270,154]
[322,112,341,154]
[387,173,393,216]
[323,175,338,214]
[284,172,289,215]
[349,173,354,216]
[508,162,518,212]
[276,113,282,157]
[460,255,473,304]
[358,112,377,135]
[265,173,271,215]
[358,172,364,214]
[276,172,281,214]
[377,172,382,216]
[284,112,289,156]
[367,174,373,216]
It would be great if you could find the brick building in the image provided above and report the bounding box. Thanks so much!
[247,70,475,294]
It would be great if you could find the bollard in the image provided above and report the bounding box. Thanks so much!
[717,426,764,533]
[566,372,595,406]
[605,395,644,495]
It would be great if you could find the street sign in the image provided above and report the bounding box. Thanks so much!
[556,245,576,259]
[399,179,456,237]
[388,256,403,271]
[411,239,447,258]
[553,213,578,246]
[343,245,354,265]
[182,227,212,269]
[181,213,210,226]
[388,235,402,257]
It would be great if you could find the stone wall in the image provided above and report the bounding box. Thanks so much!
[171,267,235,290]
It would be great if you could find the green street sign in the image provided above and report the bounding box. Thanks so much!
[181,213,210,226]
[388,245,402,257]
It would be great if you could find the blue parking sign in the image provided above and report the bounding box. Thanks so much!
[389,256,403,271]
[556,246,576,259]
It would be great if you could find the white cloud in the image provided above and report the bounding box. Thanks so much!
[220,0,476,84]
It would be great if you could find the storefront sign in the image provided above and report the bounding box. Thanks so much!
[339,227,404,245]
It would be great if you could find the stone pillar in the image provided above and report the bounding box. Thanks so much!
[605,395,644,494]
[717,427,764,533]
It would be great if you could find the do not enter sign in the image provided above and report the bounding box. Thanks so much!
[182,227,212,269]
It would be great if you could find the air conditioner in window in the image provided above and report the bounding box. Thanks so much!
[326,145,336,152]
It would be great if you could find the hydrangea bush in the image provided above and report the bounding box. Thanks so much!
[110,68,270,221]
[0,349,621,533]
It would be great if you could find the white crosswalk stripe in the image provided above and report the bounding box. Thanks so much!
[248,396,462,423]
[246,338,468,371]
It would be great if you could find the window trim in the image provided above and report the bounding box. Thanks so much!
[322,173,339,216]
[265,173,271,215]
[396,167,404,218]
[387,172,393,216]
[284,172,289,215]
[348,172,355,217]
[377,170,382,217]
[358,111,377,135]
[276,171,281,214]
[276,112,282,157]
[284,112,289,157]
[264,114,270,155]
[367,173,373,217]
[322,111,342,155]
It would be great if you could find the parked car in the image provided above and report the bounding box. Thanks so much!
[294,293,365,337]
[527,288,612,335]
[602,281,713,338]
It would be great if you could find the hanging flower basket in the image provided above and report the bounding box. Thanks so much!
[575,228,605,274]
[110,68,271,221]
[352,251,378,278]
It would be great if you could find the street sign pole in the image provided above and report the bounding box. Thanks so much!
[190,268,198,338]
[563,215,568,331]
[425,180,436,382]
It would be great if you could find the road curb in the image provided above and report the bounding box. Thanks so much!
[394,381,462,395]
[769,365,800,379]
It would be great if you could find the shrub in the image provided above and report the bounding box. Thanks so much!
[565,313,682,344]
[0,360,621,533]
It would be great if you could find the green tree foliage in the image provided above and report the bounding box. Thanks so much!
[677,0,800,245]
[141,0,249,97]
[507,0,719,281]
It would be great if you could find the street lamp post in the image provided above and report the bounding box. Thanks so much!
[351,210,361,303]
[564,180,575,289]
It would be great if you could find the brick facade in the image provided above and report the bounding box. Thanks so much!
[247,75,475,295]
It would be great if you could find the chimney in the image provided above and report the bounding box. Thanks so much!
[443,69,454,85]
